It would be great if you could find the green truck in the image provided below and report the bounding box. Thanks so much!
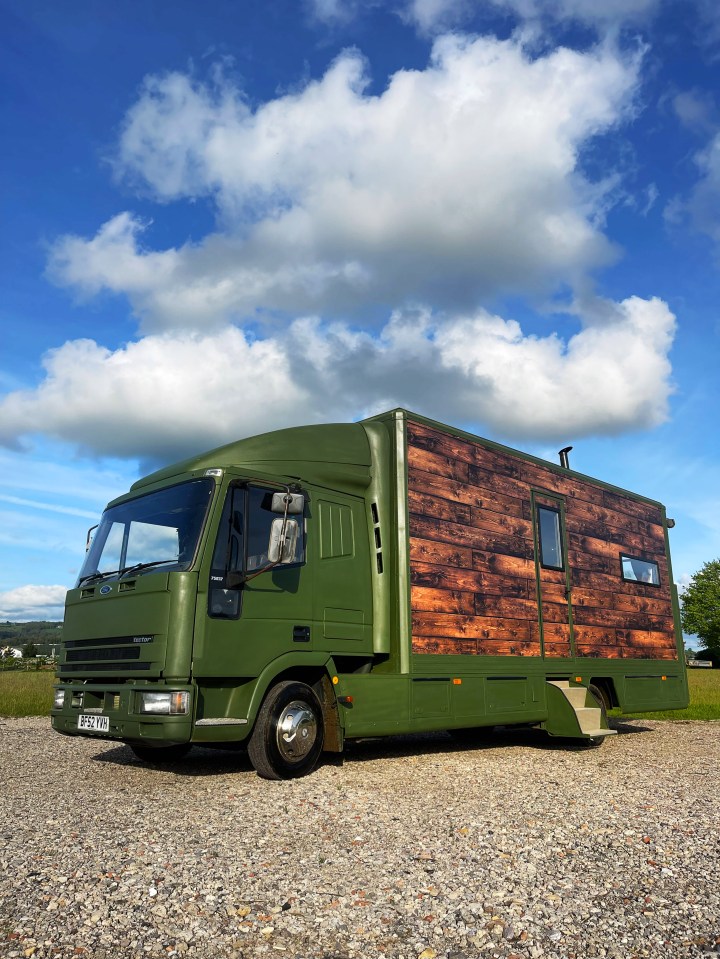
[52,409,688,779]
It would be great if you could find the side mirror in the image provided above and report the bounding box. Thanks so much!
[271,492,304,514]
[268,518,299,563]
[85,524,98,552]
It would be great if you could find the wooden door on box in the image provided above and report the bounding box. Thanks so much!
[533,491,575,658]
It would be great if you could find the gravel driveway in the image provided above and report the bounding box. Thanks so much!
[1,717,719,959]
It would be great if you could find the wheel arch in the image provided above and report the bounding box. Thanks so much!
[246,654,344,752]
[588,677,618,710]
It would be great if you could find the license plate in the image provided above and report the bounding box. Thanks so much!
[78,714,110,733]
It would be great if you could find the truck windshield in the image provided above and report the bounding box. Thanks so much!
[77,478,215,586]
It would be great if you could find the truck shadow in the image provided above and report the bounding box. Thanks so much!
[91,719,653,776]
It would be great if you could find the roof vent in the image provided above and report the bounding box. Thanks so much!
[558,446,573,469]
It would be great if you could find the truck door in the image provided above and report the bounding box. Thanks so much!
[194,483,313,678]
[532,492,575,658]
[312,494,373,652]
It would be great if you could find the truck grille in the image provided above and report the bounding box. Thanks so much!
[58,635,158,677]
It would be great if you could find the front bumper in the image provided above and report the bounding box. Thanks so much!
[51,682,193,746]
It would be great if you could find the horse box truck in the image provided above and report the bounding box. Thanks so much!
[52,409,688,779]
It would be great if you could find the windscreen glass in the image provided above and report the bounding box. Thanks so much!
[77,479,215,585]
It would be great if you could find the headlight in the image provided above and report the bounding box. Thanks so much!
[138,691,189,715]
[53,689,65,709]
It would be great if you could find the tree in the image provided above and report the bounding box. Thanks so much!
[681,560,720,653]
[22,642,38,659]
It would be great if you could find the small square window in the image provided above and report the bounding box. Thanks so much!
[537,506,564,570]
[621,554,660,586]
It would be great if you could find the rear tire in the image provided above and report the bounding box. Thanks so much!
[130,743,191,763]
[248,681,324,780]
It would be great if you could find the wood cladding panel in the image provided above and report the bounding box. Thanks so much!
[407,420,678,661]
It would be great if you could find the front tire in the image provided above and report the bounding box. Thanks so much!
[248,681,324,780]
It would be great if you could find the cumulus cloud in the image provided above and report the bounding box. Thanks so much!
[0,296,676,462]
[0,585,67,621]
[48,36,640,332]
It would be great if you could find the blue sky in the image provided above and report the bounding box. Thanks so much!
[1,0,720,621]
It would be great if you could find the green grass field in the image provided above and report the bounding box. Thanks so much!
[1,666,719,720]
[0,669,56,718]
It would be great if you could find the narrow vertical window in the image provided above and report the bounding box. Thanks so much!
[537,505,564,571]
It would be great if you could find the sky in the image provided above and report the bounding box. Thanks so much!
[1,0,720,622]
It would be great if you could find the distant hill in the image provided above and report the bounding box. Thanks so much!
[0,621,63,656]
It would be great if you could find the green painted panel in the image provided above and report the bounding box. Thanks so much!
[319,501,354,558]
[411,679,450,718]
[452,677,486,717]
[340,674,410,736]
[323,607,365,642]
[486,677,529,713]
[623,675,685,709]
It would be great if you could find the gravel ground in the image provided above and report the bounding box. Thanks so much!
[1,717,719,959]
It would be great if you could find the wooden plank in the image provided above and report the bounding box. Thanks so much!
[621,645,678,661]
[576,643,622,659]
[472,551,535,578]
[530,622,572,656]
[412,635,542,656]
[409,515,487,551]
[476,639,542,656]
[408,467,527,519]
[603,489,662,524]
[571,567,666,597]
[410,537,473,569]
[408,489,473,525]
[573,624,620,649]
[612,592,673,616]
[411,586,475,614]
[541,602,571,624]
[407,444,469,482]
[409,494,531,539]
[411,562,529,598]
[518,462,606,506]
[616,629,677,652]
[412,611,532,642]
[412,636,477,655]
[474,594,539,618]
[468,507,532,539]
[571,605,669,632]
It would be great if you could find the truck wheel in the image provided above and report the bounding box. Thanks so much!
[129,743,191,763]
[248,681,324,780]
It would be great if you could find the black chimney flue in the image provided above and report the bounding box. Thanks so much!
[559,446,573,469]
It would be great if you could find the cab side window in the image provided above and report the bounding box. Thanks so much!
[208,488,245,619]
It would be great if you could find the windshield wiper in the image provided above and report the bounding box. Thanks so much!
[118,560,175,579]
[77,569,122,587]
[78,560,175,587]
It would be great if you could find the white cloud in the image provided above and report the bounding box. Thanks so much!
[0,296,675,461]
[403,0,660,33]
[306,0,364,23]
[49,36,641,332]
[0,585,67,622]
[0,494,97,520]
[666,131,720,245]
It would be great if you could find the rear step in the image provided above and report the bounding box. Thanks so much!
[547,681,617,739]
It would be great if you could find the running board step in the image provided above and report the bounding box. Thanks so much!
[544,681,617,739]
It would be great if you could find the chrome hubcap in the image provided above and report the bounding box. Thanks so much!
[276,700,318,762]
